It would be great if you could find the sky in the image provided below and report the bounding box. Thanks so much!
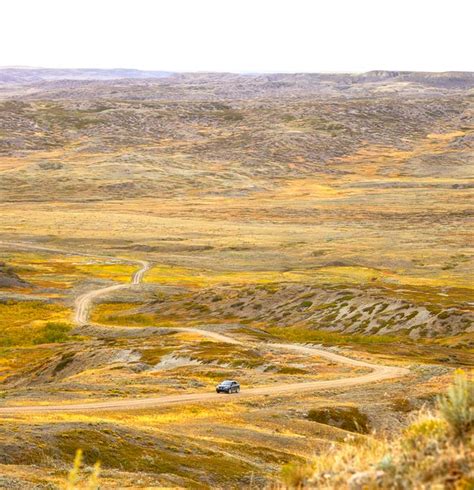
[1,0,472,73]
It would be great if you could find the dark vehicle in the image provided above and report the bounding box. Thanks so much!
[216,380,240,394]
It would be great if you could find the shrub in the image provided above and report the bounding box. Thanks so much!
[390,397,412,413]
[278,366,307,375]
[218,109,244,122]
[438,310,451,320]
[33,322,71,344]
[307,406,370,434]
[437,369,474,439]
[401,413,448,451]
[281,461,313,488]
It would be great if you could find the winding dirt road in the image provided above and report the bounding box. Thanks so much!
[0,243,409,414]
[75,259,150,325]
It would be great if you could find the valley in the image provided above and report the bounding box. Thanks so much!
[0,68,472,488]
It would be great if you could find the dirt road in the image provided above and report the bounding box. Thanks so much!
[0,243,409,414]
[75,259,150,324]
[0,241,150,326]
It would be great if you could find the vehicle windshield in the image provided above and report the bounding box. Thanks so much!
[220,381,233,386]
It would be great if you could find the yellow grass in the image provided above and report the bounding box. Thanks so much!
[74,263,138,283]
[144,264,304,287]
[17,403,245,428]
[143,263,474,291]
[0,300,71,346]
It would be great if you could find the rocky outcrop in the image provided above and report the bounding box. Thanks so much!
[0,262,29,288]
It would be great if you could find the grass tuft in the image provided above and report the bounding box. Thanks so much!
[66,448,101,490]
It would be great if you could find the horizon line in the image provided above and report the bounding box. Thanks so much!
[1,66,473,76]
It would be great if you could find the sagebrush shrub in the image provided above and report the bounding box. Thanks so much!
[437,369,474,439]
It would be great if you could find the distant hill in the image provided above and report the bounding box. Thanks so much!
[0,67,173,83]
[1,69,472,102]
[1,68,473,88]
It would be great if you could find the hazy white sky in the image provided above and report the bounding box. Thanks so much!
[1,0,472,73]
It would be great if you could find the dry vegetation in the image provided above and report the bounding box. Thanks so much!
[0,69,472,488]
[280,370,473,489]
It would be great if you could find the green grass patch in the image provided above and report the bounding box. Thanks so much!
[266,325,398,345]
[33,322,71,344]
[278,366,308,375]
[90,302,153,326]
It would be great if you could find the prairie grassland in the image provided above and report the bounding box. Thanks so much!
[0,368,461,488]
[0,178,471,293]
[143,262,473,292]
[0,168,471,484]
[144,264,305,287]
[0,73,472,487]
